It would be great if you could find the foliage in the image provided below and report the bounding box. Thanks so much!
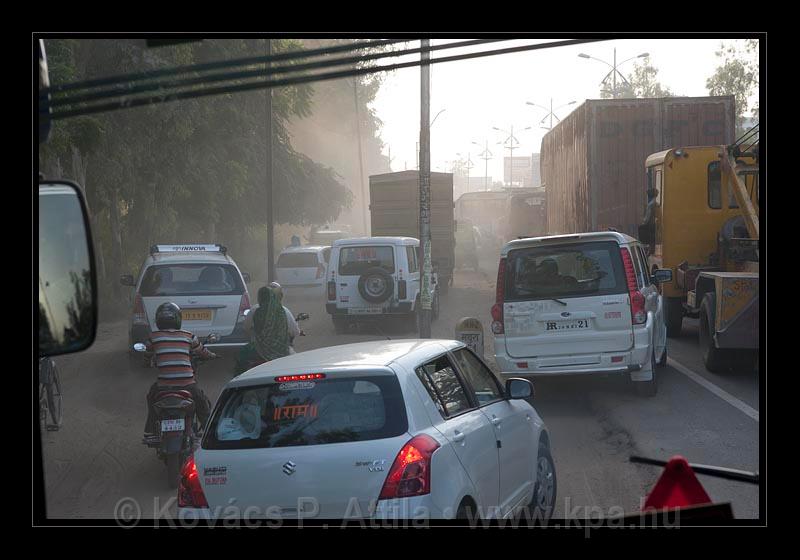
[706,39,759,132]
[600,56,672,99]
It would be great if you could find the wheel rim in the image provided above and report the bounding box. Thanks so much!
[537,456,555,510]
[365,276,387,298]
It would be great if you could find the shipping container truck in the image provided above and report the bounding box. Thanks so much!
[369,171,455,291]
[540,96,736,237]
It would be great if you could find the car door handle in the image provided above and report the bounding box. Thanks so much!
[490,416,502,427]
[452,430,466,443]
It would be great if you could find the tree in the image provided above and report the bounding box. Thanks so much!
[706,39,759,133]
[600,56,673,99]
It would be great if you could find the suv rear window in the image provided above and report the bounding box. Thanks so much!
[505,241,627,301]
[338,246,395,275]
[277,252,320,268]
[140,263,244,296]
[203,375,408,450]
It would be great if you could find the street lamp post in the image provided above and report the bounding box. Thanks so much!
[494,125,531,188]
[526,99,577,130]
[578,49,649,99]
[472,140,492,191]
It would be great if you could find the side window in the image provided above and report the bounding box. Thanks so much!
[415,355,472,418]
[406,247,418,273]
[708,162,722,209]
[638,246,653,283]
[629,245,646,289]
[654,169,663,206]
[323,248,331,265]
[450,348,504,405]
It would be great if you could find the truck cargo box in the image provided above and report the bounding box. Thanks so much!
[540,96,735,237]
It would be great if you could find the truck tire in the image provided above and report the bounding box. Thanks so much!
[665,297,683,338]
[358,268,394,304]
[700,293,731,373]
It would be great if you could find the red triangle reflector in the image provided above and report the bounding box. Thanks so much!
[643,455,712,510]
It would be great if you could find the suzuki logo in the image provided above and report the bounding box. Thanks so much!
[282,461,297,476]
[561,311,571,317]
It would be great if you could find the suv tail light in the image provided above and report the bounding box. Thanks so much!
[316,262,325,280]
[379,434,440,500]
[178,455,209,508]
[237,292,251,322]
[133,293,148,325]
[620,248,646,325]
[327,274,336,301]
[398,280,407,300]
[491,258,506,335]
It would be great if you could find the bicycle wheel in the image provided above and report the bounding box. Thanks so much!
[46,361,63,429]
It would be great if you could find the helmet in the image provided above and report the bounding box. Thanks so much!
[269,282,283,302]
[155,302,182,330]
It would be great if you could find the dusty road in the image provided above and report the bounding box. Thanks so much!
[39,268,760,520]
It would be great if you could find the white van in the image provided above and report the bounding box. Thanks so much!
[491,232,672,396]
[325,237,439,333]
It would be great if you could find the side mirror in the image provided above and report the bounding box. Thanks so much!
[242,272,251,283]
[652,269,673,285]
[39,181,98,358]
[296,312,310,322]
[506,378,534,400]
[133,343,147,353]
[206,333,220,344]
[119,274,135,287]
[242,308,252,317]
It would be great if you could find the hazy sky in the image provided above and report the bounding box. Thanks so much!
[371,37,757,181]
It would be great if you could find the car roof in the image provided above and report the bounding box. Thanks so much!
[332,236,419,247]
[280,245,330,253]
[147,251,236,266]
[501,231,637,255]
[227,339,464,388]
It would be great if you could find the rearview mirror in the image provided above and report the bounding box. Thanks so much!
[296,312,310,321]
[652,269,673,284]
[39,181,97,358]
[506,378,534,400]
[133,343,147,352]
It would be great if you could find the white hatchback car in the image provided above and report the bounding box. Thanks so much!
[178,340,555,521]
[275,245,331,293]
[491,232,672,396]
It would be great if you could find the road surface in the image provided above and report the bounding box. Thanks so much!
[39,268,760,521]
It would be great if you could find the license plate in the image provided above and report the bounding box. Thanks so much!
[545,319,591,331]
[348,307,383,315]
[161,418,185,432]
[183,309,212,321]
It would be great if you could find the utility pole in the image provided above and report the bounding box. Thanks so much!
[464,152,474,191]
[473,139,492,191]
[353,77,368,235]
[419,38,432,338]
[613,47,617,99]
[265,38,275,284]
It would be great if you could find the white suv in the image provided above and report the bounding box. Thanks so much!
[120,244,252,365]
[491,232,672,396]
[325,237,439,334]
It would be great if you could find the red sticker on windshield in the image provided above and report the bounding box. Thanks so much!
[274,404,318,420]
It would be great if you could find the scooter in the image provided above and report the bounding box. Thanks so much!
[135,333,219,488]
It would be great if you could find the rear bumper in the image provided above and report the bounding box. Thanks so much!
[494,322,653,381]
[326,302,414,316]
[205,322,249,348]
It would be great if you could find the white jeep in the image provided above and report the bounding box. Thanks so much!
[325,237,439,334]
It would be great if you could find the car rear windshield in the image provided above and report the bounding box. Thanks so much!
[277,252,320,268]
[338,246,395,275]
[203,375,408,450]
[140,263,244,297]
[505,240,627,301]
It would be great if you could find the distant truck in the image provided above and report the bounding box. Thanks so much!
[369,171,455,291]
[540,96,736,237]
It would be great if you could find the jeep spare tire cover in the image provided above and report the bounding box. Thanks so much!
[358,267,394,304]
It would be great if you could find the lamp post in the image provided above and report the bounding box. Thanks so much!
[472,140,493,191]
[526,99,577,130]
[578,49,649,98]
[493,125,531,188]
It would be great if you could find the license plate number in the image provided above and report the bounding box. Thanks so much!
[545,319,591,331]
[161,418,185,432]
[348,307,383,315]
[183,309,212,321]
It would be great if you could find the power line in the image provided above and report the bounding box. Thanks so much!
[44,38,607,121]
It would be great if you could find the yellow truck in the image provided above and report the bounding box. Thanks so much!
[639,134,759,372]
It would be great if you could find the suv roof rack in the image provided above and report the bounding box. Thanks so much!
[150,244,227,255]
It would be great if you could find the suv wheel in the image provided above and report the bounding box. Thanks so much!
[636,351,658,397]
[700,293,731,373]
[357,267,394,304]
[529,441,556,522]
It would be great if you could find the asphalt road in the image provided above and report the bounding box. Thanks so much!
[38,267,760,521]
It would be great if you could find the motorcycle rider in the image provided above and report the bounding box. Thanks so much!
[142,302,216,437]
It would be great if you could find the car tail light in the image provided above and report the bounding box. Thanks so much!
[275,373,326,382]
[379,434,440,500]
[238,292,251,322]
[133,293,148,325]
[178,455,209,508]
[316,263,325,280]
[327,279,336,301]
[398,280,407,300]
[491,258,506,335]
[620,248,646,325]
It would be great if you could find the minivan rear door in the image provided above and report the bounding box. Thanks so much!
[502,240,633,358]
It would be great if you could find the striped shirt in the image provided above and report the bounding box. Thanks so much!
[146,329,211,384]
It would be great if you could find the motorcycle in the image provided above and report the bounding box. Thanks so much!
[135,333,219,488]
[235,311,310,373]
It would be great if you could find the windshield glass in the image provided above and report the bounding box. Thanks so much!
[506,241,626,301]
[277,252,319,268]
[204,375,407,449]
[338,246,395,275]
